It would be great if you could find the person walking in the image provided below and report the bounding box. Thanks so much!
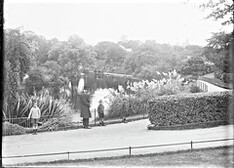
[80,87,92,129]
[28,101,41,134]
[97,99,105,126]
[122,98,128,123]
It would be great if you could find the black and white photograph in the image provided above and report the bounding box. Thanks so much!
[2,0,234,167]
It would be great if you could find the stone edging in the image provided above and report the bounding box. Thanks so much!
[147,120,229,130]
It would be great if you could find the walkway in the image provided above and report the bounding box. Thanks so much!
[2,119,234,165]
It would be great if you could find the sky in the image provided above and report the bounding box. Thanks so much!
[4,0,232,46]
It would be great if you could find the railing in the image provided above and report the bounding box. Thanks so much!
[3,113,149,136]
[2,138,233,160]
[3,115,56,128]
[3,113,149,128]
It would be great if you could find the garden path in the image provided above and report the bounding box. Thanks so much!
[2,119,233,165]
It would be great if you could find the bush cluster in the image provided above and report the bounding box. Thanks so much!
[148,91,232,127]
[107,95,147,119]
[2,122,27,136]
[189,84,202,93]
[214,71,232,84]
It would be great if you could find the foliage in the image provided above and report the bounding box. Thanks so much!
[178,56,213,78]
[200,0,233,84]
[39,117,74,131]
[203,32,232,83]
[105,45,127,66]
[200,0,233,25]
[107,95,143,119]
[124,42,204,78]
[4,90,74,128]
[214,71,232,83]
[204,32,232,71]
[3,122,27,136]
[128,70,187,99]
[48,38,96,79]
[189,84,202,93]
[24,67,48,95]
[4,28,38,81]
[4,28,38,119]
[106,70,191,119]
[148,91,232,127]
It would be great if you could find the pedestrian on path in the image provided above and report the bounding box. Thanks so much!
[122,98,128,123]
[28,101,41,134]
[80,87,92,129]
[97,99,105,126]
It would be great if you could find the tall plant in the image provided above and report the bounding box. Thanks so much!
[4,28,37,119]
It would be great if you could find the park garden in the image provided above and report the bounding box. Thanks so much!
[3,0,233,136]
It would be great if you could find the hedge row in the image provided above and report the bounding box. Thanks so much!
[107,96,148,119]
[148,91,233,128]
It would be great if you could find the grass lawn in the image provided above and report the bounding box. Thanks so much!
[10,146,234,168]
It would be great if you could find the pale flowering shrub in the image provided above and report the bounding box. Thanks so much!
[87,70,189,119]
[104,70,187,118]
[127,70,186,101]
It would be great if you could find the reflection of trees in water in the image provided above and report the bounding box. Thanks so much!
[60,72,141,120]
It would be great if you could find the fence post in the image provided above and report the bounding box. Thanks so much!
[94,109,96,126]
[68,151,70,160]
[191,141,193,150]
[129,146,131,156]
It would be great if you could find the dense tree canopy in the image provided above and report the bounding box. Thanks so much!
[200,0,233,83]
[4,28,38,117]
[4,27,219,112]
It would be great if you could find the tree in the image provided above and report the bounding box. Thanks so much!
[94,41,116,60]
[34,35,57,65]
[24,67,48,95]
[204,32,232,71]
[124,41,179,77]
[200,0,233,25]
[203,32,232,82]
[5,28,37,82]
[67,35,85,48]
[4,28,37,118]
[105,44,127,67]
[118,40,142,50]
[178,56,212,78]
[47,35,96,79]
[200,0,233,83]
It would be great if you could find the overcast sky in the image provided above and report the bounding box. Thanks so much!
[4,0,231,46]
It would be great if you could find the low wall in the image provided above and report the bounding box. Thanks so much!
[196,80,230,92]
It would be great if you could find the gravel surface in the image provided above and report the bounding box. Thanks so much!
[2,119,234,165]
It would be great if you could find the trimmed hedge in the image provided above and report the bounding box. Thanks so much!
[107,96,148,119]
[148,91,232,128]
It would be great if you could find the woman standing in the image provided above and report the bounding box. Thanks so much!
[80,87,92,129]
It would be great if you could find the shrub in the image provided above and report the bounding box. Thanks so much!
[107,70,187,119]
[2,122,27,136]
[4,91,75,128]
[189,84,202,93]
[148,91,232,127]
[214,71,232,84]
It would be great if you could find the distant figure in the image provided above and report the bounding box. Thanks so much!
[80,87,92,129]
[28,102,41,134]
[122,98,128,123]
[97,100,105,126]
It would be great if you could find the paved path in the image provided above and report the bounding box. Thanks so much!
[2,119,234,165]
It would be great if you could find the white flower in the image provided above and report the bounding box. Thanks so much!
[156,71,161,75]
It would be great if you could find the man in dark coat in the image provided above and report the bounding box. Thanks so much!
[80,88,92,129]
